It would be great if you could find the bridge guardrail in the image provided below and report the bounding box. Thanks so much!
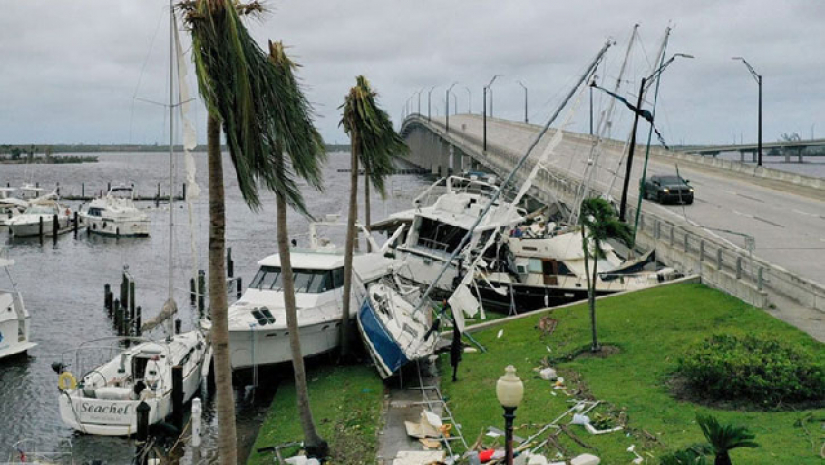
[402,115,825,315]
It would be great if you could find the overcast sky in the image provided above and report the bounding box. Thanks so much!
[1,1,823,146]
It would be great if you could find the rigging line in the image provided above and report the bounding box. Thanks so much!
[411,40,614,318]
[129,3,166,144]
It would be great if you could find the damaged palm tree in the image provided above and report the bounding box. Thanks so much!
[180,0,326,461]
[339,76,408,357]
[578,198,632,352]
[267,39,329,458]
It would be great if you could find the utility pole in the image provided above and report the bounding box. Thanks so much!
[733,57,763,166]
[517,81,528,124]
[483,87,487,151]
[618,77,646,223]
[446,82,457,132]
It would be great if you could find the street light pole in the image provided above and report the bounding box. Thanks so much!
[517,81,528,124]
[589,75,597,135]
[483,86,487,151]
[464,86,472,114]
[427,85,437,122]
[496,366,523,465]
[446,82,457,132]
[733,57,763,166]
[483,75,501,152]
[417,89,423,115]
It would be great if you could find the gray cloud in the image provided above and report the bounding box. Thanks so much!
[0,0,822,146]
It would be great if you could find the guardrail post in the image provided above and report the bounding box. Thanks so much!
[684,232,690,253]
[654,220,660,240]
[736,257,742,279]
[639,214,645,231]
[699,240,705,261]
[669,225,675,247]
[716,249,723,270]
[757,267,764,290]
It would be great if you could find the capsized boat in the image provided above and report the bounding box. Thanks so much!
[357,271,440,379]
[55,318,211,436]
[228,220,398,370]
[0,249,36,360]
[7,199,72,237]
[79,184,150,237]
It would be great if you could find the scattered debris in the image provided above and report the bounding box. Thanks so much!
[404,411,443,439]
[538,367,558,381]
[392,450,445,465]
[497,329,504,339]
[536,316,558,338]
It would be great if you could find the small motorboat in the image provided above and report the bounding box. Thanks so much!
[79,184,150,237]
[0,197,28,232]
[7,199,72,237]
[0,249,36,360]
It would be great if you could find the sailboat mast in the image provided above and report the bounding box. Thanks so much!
[167,0,176,311]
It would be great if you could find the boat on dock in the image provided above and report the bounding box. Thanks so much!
[79,184,151,237]
[0,195,28,232]
[0,249,36,360]
[55,323,210,436]
[228,220,395,370]
[7,199,72,237]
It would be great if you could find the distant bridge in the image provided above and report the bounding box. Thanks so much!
[677,139,825,162]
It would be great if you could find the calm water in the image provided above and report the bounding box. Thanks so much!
[713,152,825,178]
[0,151,430,463]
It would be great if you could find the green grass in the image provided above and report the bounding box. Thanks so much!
[440,283,825,464]
[247,363,384,465]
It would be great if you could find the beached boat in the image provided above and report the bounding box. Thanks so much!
[79,184,150,237]
[228,221,396,370]
[7,199,71,237]
[357,274,440,379]
[0,250,36,360]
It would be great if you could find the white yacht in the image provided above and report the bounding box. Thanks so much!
[0,250,36,360]
[79,185,150,237]
[18,183,46,200]
[7,199,72,237]
[55,323,210,436]
[0,195,28,231]
[377,175,523,294]
[228,221,396,370]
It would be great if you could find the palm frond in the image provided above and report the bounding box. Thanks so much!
[697,414,759,454]
[578,197,634,259]
[340,75,408,197]
[180,0,323,214]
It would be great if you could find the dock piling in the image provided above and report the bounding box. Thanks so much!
[135,306,142,337]
[38,216,44,244]
[171,365,184,431]
[73,211,79,237]
[136,401,151,441]
[52,215,58,246]
[237,277,242,299]
[227,247,234,279]
[197,270,205,314]
[189,278,196,305]
[104,284,113,314]
[174,318,181,335]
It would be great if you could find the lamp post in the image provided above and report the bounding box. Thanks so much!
[593,53,693,222]
[589,75,597,135]
[464,86,472,114]
[417,89,424,115]
[483,74,501,152]
[446,82,458,132]
[452,94,458,115]
[427,85,438,122]
[733,56,763,167]
[517,80,528,124]
[496,365,524,465]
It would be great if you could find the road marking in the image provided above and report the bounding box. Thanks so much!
[732,209,754,219]
[793,209,823,218]
[736,192,764,203]
[753,216,783,228]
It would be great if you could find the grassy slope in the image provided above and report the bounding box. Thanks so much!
[440,283,824,464]
[247,363,383,465]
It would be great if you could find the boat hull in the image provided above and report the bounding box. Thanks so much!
[356,298,409,379]
[9,217,71,237]
[229,319,342,370]
[474,281,616,313]
[80,215,150,237]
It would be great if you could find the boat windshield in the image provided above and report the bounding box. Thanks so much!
[250,265,341,293]
[415,217,468,254]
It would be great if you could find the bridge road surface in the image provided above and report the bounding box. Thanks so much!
[427,114,825,340]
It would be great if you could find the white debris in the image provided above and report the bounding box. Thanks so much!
[539,367,558,380]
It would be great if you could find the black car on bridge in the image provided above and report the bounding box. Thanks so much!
[643,174,694,205]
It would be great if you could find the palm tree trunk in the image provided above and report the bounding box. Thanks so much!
[364,164,372,252]
[341,134,359,359]
[276,156,327,455]
[581,228,597,353]
[590,250,599,352]
[715,452,732,465]
[207,115,238,465]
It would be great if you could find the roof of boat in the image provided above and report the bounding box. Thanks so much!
[259,248,348,270]
[416,191,522,229]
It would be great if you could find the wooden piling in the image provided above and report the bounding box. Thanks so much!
[182,182,187,201]
[171,365,184,431]
[113,298,121,333]
[104,284,112,313]
[156,183,161,208]
[197,270,205,314]
[73,211,79,237]
[135,306,142,337]
[38,216,44,244]
[81,183,85,198]
[52,215,58,245]
[174,318,182,335]
[227,247,234,279]
[189,278,196,305]
[107,181,111,192]
[129,280,136,319]
[136,401,151,441]
[237,277,242,299]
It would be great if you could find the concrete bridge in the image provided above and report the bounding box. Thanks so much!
[399,113,825,341]
[677,139,825,163]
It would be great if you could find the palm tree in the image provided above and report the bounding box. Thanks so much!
[578,198,632,352]
[659,445,711,465]
[697,414,759,465]
[181,1,327,462]
[267,40,329,458]
[339,76,408,357]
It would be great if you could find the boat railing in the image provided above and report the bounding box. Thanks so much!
[60,336,172,381]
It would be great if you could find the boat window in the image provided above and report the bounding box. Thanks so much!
[261,269,282,290]
[528,259,543,273]
[416,217,468,253]
[250,269,266,288]
[28,206,54,215]
[332,267,345,288]
[88,207,103,217]
[558,262,576,276]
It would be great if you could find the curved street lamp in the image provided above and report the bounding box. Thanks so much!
[517,80,528,124]
[464,86,472,114]
[427,85,438,122]
[446,82,458,132]
[733,56,763,167]
[483,74,502,151]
